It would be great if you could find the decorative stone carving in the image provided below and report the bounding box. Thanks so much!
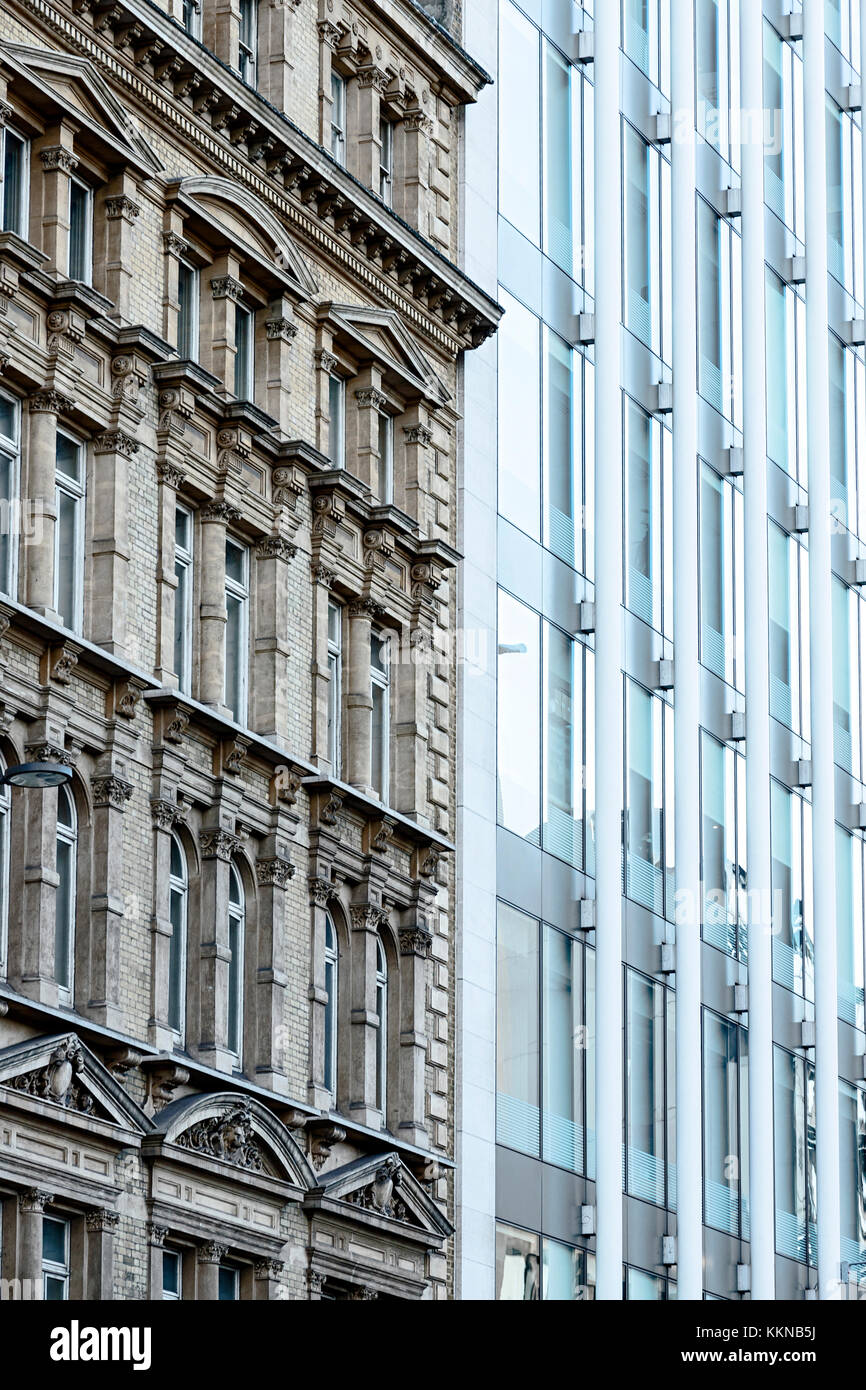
[350,903,387,933]
[158,387,194,434]
[256,535,297,563]
[404,424,433,446]
[307,1269,325,1295]
[319,790,344,826]
[105,195,140,222]
[111,354,148,404]
[220,738,249,776]
[202,500,242,525]
[163,707,189,744]
[6,1037,95,1114]
[29,391,74,416]
[85,1209,120,1234]
[368,816,396,854]
[147,1224,168,1248]
[39,146,79,173]
[399,925,432,958]
[344,1155,410,1222]
[197,1241,228,1265]
[210,275,244,302]
[265,317,298,342]
[24,740,76,767]
[156,459,186,490]
[308,1121,346,1170]
[311,563,336,588]
[46,309,85,357]
[309,876,338,908]
[114,682,142,720]
[315,348,339,375]
[151,798,183,830]
[274,766,302,806]
[199,829,241,862]
[355,387,388,410]
[19,1189,54,1214]
[91,775,134,810]
[417,845,442,879]
[146,1062,189,1111]
[94,430,139,457]
[162,231,189,258]
[255,1258,284,1280]
[48,645,79,685]
[176,1100,265,1171]
[348,1286,380,1300]
[272,466,305,513]
[256,856,295,888]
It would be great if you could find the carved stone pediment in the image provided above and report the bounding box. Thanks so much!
[0,1032,151,1133]
[175,1099,270,1174]
[305,1150,453,1246]
[317,303,451,406]
[146,1092,316,1193]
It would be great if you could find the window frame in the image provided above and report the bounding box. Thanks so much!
[223,536,249,725]
[227,860,245,1063]
[67,174,93,286]
[324,913,339,1099]
[53,428,85,633]
[0,753,10,980]
[0,387,21,601]
[177,258,200,361]
[162,1247,183,1300]
[328,371,346,468]
[174,503,194,695]
[379,116,393,205]
[377,410,394,504]
[1,124,29,238]
[238,0,258,86]
[330,73,347,165]
[370,627,391,804]
[375,934,388,1120]
[167,833,188,1043]
[233,302,254,401]
[55,782,78,1006]
[182,0,201,39]
[327,599,342,776]
[42,1214,71,1302]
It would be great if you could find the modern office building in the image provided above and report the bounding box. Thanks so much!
[458,0,866,1300]
[0,0,498,1299]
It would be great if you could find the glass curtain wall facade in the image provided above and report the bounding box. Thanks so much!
[460,0,866,1301]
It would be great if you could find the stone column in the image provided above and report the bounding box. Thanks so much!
[348,902,384,1127]
[207,261,244,391]
[254,1257,283,1301]
[196,1241,227,1301]
[259,0,302,115]
[311,564,336,770]
[254,846,294,1092]
[397,923,432,1146]
[17,1189,53,1290]
[90,430,137,657]
[149,800,183,1051]
[308,875,338,1108]
[345,599,374,793]
[199,501,237,712]
[348,68,386,189]
[197,828,239,1071]
[316,20,340,148]
[394,625,430,824]
[350,376,386,496]
[19,774,61,1005]
[88,772,132,1031]
[34,129,77,276]
[394,109,431,232]
[25,392,71,619]
[154,459,187,686]
[147,1224,168,1300]
[263,304,297,432]
[252,534,296,740]
[399,411,432,524]
[98,176,140,322]
[85,1209,118,1300]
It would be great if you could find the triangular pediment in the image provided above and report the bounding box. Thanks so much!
[320,304,451,406]
[310,1150,453,1239]
[150,1092,315,1190]
[1,44,162,175]
[0,1032,151,1133]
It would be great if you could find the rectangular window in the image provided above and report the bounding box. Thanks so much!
[495,1223,595,1301]
[626,1267,671,1300]
[765,269,806,482]
[224,538,249,724]
[238,0,257,85]
[696,0,741,171]
[218,1265,240,1300]
[700,463,744,688]
[703,1010,749,1238]
[623,125,670,360]
[499,3,540,247]
[542,622,588,870]
[1,126,28,237]
[182,0,201,38]
[625,680,674,919]
[839,1079,866,1269]
[832,579,863,777]
[68,177,92,285]
[379,117,393,205]
[771,780,814,1002]
[177,260,199,361]
[162,1249,182,1300]
[327,600,342,776]
[54,431,84,632]
[543,925,584,1172]
[829,333,858,533]
[625,969,672,1207]
[496,903,540,1157]
[330,73,346,165]
[764,22,804,236]
[377,411,393,504]
[497,591,541,844]
[774,1046,817,1265]
[328,373,345,468]
[697,197,741,425]
[624,399,672,637]
[768,522,810,739]
[233,304,253,400]
[370,630,390,802]
[622,0,670,94]
[836,826,866,1030]
[42,1216,70,1301]
[174,505,193,694]
[0,390,20,600]
[826,97,861,299]
[700,732,747,960]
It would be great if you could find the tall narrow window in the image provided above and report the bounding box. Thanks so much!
[763,24,804,236]
[1,126,28,236]
[224,538,249,724]
[330,73,346,165]
[496,903,540,1155]
[700,732,747,960]
[0,755,9,979]
[0,389,20,599]
[625,680,667,917]
[700,463,744,689]
[238,0,257,85]
[497,591,541,843]
[233,303,253,399]
[375,935,388,1119]
[327,600,342,776]
[42,1216,70,1300]
[768,522,810,739]
[623,0,668,92]
[835,826,865,1030]
[625,969,666,1206]
[542,623,585,869]
[162,1250,182,1300]
[227,862,245,1062]
[542,925,583,1172]
[496,1223,540,1300]
[182,0,201,38]
[54,431,84,632]
[703,1011,749,1237]
[771,780,814,1001]
[832,579,860,775]
[328,373,345,467]
[774,1047,817,1264]
[168,835,188,1041]
[174,505,193,694]
[765,269,806,481]
[379,117,393,204]
[624,125,652,349]
[218,1265,240,1300]
[177,260,199,360]
[324,915,338,1098]
[624,400,671,636]
[68,177,92,285]
[497,291,541,544]
[839,1079,866,1270]
[829,334,851,529]
[55,783,77,1005]
[826,98,846,286]
[370,630,390,802]
[377,411,393,504]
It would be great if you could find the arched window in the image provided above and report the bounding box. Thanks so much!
[0,754,9,977]
[227,862,245,1061]
[168,835,188,1041]
[55,783,77,1004]
[324,915,338,1098]
[375,936,388,1120]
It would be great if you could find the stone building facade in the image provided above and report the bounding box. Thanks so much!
[0,0,497,1300]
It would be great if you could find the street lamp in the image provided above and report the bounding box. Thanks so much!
[0,761,73,789]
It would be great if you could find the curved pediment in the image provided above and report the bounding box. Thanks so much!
[0,1032,151,1133]
[151,1092,315,1189]
[168,177,319,300]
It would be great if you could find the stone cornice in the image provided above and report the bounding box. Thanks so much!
[10,0,501,353]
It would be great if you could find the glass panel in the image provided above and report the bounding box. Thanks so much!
[377,412,393,503]
[542,624,582,868]
[698,200,723,411]
[542,926,582,1172]
[836,827,865,1029]
[328,374,344,467]
[543,43,574,275]
[542,1240,591,1300]
[228,910,242,1056]
[218,1267,239,1300]
[174,558,190,692]
[829,335,849,528]
[162,1250,181,1298]
[774,1048,808,1261]
[68,181,90,282]
[625,401,657,629]
[55,835,73,992]
[626,683,664,914]
[42,1217,67,1266]
[495,1223,539,1300]
[497,290,541,543]
[225,592,244,722]
[832,580,854,771]
[499,2,540,245]
[543,328,577,567]
[627,1268,666,1300]
[827,100,845,284]
[234,307,252,398]
[704,1012,740,1234]
[168,881,185,1034]
[769,524,794,728]
[496,903,540,1155]
[764,26,785,221]
[0,447,13,596]
[626,971,666,1205]
[2,129,26,236]
[177,262,198,359]
[56,434,81,485]
[497,592,541,843]
[839,1080,866,1267]
[624,126,652,348]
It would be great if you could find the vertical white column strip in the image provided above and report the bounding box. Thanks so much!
[740,0,776,1301]
[593,0,624,1301]
[803,0,842,1299]
[671,0,703,1302]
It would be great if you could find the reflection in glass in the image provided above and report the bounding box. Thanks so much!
[497,592,541,842]
[496,903,539,1156]
[626,970,666,1206]
[543,926,583,1172]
